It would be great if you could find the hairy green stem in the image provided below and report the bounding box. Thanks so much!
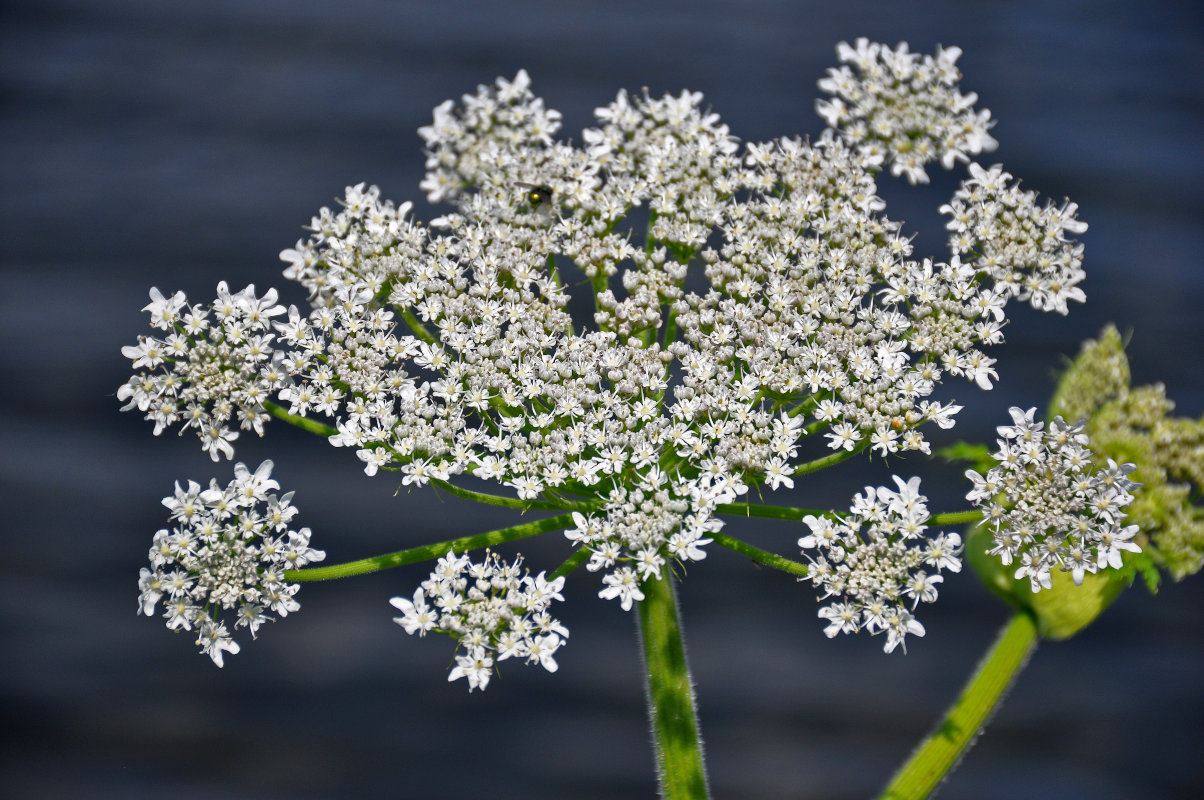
[548,545,592,581]
[711,532,808,577]
[283,512,575,581]
[401,308,438,344]
[879,611,1039,800]
[637,575,710,800]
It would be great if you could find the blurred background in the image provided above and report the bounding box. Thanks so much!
[2,1,1202,797]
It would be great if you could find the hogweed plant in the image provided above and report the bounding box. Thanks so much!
[121,39,1203,798]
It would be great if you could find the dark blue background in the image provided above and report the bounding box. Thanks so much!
[2,1,1202,797]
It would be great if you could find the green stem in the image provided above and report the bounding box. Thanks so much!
[710,532,808,577]
[283,512,575,581]
[263,400,336,437]
[661,304,678,351]
[879,611,1039,800]
[430,479,600,512]
[548,545,592,581]
[930,510,983,527]
[637,574,710,800]
[715,501,846,522]
[792,439,870,476]
[401,308,438,345]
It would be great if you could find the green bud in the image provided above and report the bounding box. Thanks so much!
[1049,326,1204,584]
[1048,324,1128,423]
[1089,386,1204,583]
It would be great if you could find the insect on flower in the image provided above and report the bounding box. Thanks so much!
[515,181,554,209]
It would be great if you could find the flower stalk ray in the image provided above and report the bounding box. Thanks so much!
[283,512,577,582]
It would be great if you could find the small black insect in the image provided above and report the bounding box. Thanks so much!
[516,182,554,209]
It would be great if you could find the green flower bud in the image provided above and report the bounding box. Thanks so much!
[1049,324,1129,423]
[1082,365,1204,584]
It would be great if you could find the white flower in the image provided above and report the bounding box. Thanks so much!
[882,608,925,655]
[197,620,240,668]
[799,476,959,653]
[599,567,646,611]
[448,647,494,692]
[942,164,1088,316]
[1097,524,1141,570]
[136,461,323,666]
[391,551,569,691]
[764,458,795,490]
[826,423,863,452]
[124,49,1096,678]
[817,38,997,184]
[390,589,437,636]
[966,407,1140,592]
[526,633,563,673]
[120,284,284,460]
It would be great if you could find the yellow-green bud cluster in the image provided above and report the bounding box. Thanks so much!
[1052,325,1204,584]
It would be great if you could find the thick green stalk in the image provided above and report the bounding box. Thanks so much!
[879,611,1039,800]
[283,512,575,581]
[716,501,846,522]
[637,575,710,800]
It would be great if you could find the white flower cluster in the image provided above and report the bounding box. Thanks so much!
[941,163,1088,315]
[136,461,325,666]
[120,284,287,461]
[568,470,740,609]
[816,37,998,184]
[966,407,1141,592]
[390,550,568,691]
[798,476,963,653]
[122,46,1090,629]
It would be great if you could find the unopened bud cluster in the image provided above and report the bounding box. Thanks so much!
[1053,326,1204,582]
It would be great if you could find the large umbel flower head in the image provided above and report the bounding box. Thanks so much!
[123,41,1097,671]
